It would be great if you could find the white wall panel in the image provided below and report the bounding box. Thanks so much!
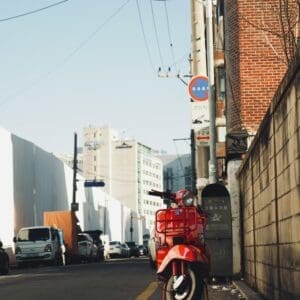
[0,128,134,262]
[0,128,14,249]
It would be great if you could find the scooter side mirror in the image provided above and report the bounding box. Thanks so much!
[0,241,3,248]
[163,198,171,206]
[13,237,17,243]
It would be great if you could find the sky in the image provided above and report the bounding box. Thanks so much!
[0,0,192,155]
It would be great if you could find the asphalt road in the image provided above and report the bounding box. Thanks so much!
[0,258,242,300]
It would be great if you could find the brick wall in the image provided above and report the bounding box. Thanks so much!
[238,50,300,299]
[224,0,299,134]
[224,0,241,131]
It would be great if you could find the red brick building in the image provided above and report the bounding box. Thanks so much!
[223,0,299,146]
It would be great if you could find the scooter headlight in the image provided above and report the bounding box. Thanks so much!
[183,197,194,206]
[181,190,195,206]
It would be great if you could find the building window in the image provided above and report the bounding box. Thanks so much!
[217,67,226,100]
[164,168,173,191]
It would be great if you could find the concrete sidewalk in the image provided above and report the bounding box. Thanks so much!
[207,283,242,299]
[232,280,264,300]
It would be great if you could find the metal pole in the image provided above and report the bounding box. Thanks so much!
[190,0,210,187]
[72,132,78,207]
[130,212,133,242]
[206,0,217,183]
[190,129,197,196]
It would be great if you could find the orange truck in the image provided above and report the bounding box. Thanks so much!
[43,210,79,263]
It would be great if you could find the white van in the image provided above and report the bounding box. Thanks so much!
[14,226,61,267]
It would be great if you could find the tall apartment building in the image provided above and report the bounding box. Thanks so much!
[83,126,164,235]
[159,154,192,192]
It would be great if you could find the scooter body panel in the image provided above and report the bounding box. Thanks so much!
[157,244,209,276]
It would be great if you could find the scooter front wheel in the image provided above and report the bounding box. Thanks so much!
[164,266,206,300]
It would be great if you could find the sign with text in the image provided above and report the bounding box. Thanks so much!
[191,101,210,130]
[84,180,105,187]
[188,75,209,102]
[195,127,210,147]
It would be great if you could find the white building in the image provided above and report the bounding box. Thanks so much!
[0,127,135,264]
[83,126,164,242]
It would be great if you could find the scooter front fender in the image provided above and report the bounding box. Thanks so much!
[157,244,209,277]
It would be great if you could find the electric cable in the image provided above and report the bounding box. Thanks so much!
[0,0,131,107]
[163,0,177,71]
[0,0,70,22]
[149,0,165,70]
[135,0,156,73]
[169,51,189,69]
[173,140,185,173]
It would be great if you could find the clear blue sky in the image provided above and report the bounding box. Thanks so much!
[0,0,192,155]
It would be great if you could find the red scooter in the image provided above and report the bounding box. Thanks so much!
[148,189,210,300]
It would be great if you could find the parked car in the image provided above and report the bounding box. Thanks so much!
[83,230,104,261]
[14,226,61,268]
[108,241,122,258]
[138,245,148,256]
[77,233,98,262]
[121,243,130,258]
[126,241,140,257]
[0,241,9,275]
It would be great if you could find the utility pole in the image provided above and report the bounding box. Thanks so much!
[206,0,217,183]
[72,132,79,211]
[190,0,210,192]
[130,212,133,242]
[190,129,197,195]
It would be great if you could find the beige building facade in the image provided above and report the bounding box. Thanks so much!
[83,126,164,239]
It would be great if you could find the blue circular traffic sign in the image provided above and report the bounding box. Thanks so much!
[188,75,209,102]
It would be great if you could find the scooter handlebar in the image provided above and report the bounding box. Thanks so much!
[148,190,164,197]
[148,189,175,199]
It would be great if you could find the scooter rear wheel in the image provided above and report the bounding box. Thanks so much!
[164,267,205,300]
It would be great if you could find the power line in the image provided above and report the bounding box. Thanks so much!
[163,0,177,71]
[173,140,185,173]
[149,0,165,70]
[135,0,156,73]
[0,0,70,22]
[0,0,131,107]
[57,0,131,67]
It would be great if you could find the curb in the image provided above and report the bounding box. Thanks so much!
[232,280,264,300]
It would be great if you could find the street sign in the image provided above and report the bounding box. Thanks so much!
[84,180,105,187]
[195,127,210,147]
[188,75,209,102]
[191,102,210,130]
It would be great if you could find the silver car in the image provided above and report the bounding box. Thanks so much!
[77,233,98,262]
[121,243,130,258]
[108,241,122,258]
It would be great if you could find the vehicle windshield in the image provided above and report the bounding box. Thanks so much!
[109,241,119,245]
[17,228,50,242]
[77,234,88,242]
[126,242,136,247]
[84,231,101,243]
